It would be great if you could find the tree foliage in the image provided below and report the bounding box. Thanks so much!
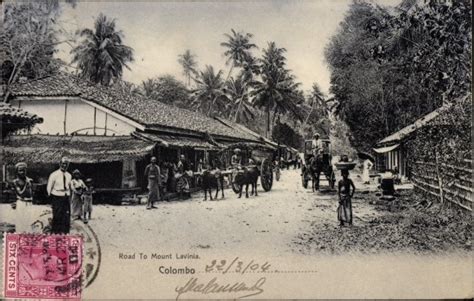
[191,65,229,116]
[325,0,471,152]
[271,122,303,150]
[225,73,255,123]
[71,13,134,86]
[177,49,198,87]
[139,75,190,107]
[251,42,304,137]
[1,0,76,90]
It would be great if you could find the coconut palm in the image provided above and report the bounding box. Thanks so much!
[71,13,134,86]
[302,83,327,127]
[251,42,303,137]
[178,49,198,87]
[191,65,229,116]
[221,29,257,81]
[225,73,255,123]
[140,78,156,98]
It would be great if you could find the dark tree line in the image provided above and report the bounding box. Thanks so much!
[325,0,471,152]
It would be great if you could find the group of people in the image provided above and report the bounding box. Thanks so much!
[144,154,194,209]
[11,157,94,234]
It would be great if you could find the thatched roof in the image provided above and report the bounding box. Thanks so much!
[2,135,155,164]
[133,131,219,150]
[6,73,258,142]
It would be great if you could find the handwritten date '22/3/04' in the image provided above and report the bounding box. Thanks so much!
[205,258,271,274]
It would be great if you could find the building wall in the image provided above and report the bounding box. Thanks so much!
[12,98,136,136]
[381,147,407,179]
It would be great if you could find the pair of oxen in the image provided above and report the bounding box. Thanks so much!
[199,165,259,200]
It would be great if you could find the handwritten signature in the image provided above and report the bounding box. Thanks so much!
[175,276,266,300]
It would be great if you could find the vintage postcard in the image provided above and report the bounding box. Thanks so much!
[1,0,472,299]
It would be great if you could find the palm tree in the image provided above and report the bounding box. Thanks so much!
[225,73,255,123]
[251,42,303,137]
[221,29,257,81]
[140,78,156,98]
[71,13,134,86]
[191,65,229,116]
[302,83,327,127]
[177,49,198,87]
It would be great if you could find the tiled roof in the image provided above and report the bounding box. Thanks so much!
[2,134,155,164]
[214,117,278,148]
[7,73,258,142]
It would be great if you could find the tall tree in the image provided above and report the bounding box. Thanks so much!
[225,73,254,123]
[325,0,471,151]
[191,65,229,116]
[71,13,134,86]
[2,0,76,101]
[251,42,303,137]
[177,49,198,87]
[302,83,327,128]
[221,29,257,81]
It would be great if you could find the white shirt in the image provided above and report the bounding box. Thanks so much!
[47,169,72,197]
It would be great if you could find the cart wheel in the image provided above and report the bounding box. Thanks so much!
[302,177,308,189]
[230,170,241,194]
[232,182,241,194]
[260,158,273,192]
[329,170,335,189]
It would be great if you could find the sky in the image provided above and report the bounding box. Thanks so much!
[57,0,401,95]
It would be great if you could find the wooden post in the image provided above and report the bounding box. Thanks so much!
[93,108,97,135]
[434,149,444,204]
[104,113,108,136]
[64,100,68,135]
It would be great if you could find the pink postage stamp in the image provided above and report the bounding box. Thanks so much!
[3,233,83,299]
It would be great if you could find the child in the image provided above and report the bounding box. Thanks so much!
[70,170,86,220]
[82,178,94,224]
[337,169,355,226]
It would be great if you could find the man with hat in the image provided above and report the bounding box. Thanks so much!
[144,156,161,209]
[231,148,242,168]
[47,157,72,234]
[12,162,34,232]
[311,133,323,156]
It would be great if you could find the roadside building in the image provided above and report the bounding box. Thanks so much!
[373,103,453,181]
[2,72,264,200]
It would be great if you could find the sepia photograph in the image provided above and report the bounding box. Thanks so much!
[1,0,472,299]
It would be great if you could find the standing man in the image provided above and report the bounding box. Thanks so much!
[144,156,161,210]
[12,162,34,233]
[47,157,72,234]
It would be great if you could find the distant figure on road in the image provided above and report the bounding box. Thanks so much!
[47,157,72,234]
[144,156,161,209]
[12,162,34,233]
[362,159,374,184]
[337,169,355,226]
